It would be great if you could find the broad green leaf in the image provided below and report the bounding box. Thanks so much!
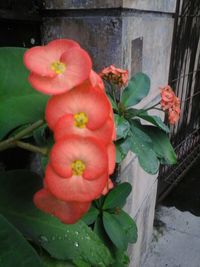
[0,170,113,267]
[103,183,132,210]
[139,126,177,164]
[94,217,130,267]
[130,122,159,174]
[113,210,137,244]
[114,114,130,140]
[136,112,170,133]
[41,251,75,267]
[111,249,130,267]
[0,214,44,267]
[121,73,150,107]
[81,206,99,225]
[115,144,125,163]
[116,136,132,158]
[94,216,110,245]
[103,212,127,250]
[73,259,91,267]
[0,47,49,140]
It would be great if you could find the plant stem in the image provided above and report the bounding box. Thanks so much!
[15,141,48,156]
[0,120,44,151]
[144,102,160,112]
[112,87,117,104]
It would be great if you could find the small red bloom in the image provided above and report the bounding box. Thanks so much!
[50,135,108,180]
[160,85,175,110]
[44,164,108,202]
[34,188,91,224]
[45,82,110,130]
[100,65,128,87]
[24,39,92,95]
[160,85,181,124]
[168,109,180,124]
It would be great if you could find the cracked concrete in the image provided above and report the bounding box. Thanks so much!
[142,206,200,267]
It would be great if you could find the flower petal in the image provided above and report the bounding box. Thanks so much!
[60,47,92,89]
[33,188,90,224]
[107,142,116,175]
[54,114,114,145]
[45,165,108,202]
[50,135,108,180]
[45,83,110,130]
[24,39,79,77]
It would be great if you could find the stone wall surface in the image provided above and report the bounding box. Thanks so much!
[42,2,176,266]
[45,0,176,13]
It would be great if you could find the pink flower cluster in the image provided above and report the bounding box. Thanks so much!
[160,85,181,124]
[100,65,128,87]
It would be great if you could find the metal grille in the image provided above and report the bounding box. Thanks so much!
[157,0,200,201]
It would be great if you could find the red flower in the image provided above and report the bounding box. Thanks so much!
[160,85,181,124]
[160,85,175,110]
[24,39,92,95]
[44,164,108,202]
[100,65,128,87]
[34,188,91,224]
[168,109,180,124]
[89,70,105,90]
[107,142,116,175]
[54,114,114,145]
[45,82,110,130]
[50,135,108,180]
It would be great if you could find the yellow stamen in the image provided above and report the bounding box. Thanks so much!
[74,112,88,128]
[71,160,86,176]
[51,61,66,74]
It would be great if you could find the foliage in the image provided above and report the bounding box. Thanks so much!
[0,46,177,267]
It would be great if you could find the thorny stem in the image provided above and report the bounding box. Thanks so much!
[15,141,49,156]
[0,119,45,152]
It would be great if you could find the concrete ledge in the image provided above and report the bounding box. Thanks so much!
[44,0,177,13]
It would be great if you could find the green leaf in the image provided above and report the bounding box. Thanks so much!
[130,122,159,174]
[116,136,132,159]
[73,259,91,267]
[0,170,113,267]
[115,144,125,163]
[41,251,75,267]
[0,214,44,267]
[139,126,177,164]
[103,212,127,250]
[111,249,130,267]
[103,183,132,210]
[0,47,49,140]
[136,112,170,133]
[113,210,137,244]
[114,114,130,140]
[121,73,150,107]
[81,206,99,225]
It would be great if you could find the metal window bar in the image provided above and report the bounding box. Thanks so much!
[157,0,200,202]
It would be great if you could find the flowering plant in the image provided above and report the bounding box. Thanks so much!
[0,39,179,267]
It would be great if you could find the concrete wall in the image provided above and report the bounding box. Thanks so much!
[42,1,176,266]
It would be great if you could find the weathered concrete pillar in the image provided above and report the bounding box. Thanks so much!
[42,1,177,266]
